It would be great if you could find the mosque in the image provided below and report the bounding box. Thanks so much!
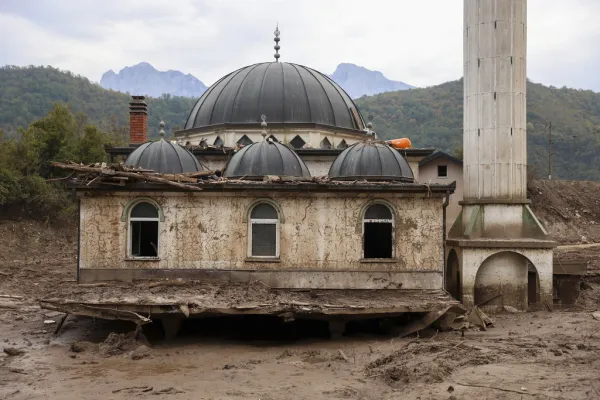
[44,1,555,336]
[83,25,452,293]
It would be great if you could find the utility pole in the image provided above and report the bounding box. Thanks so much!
[547,121,552,180]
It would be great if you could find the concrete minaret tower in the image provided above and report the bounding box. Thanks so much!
[447,0,555,311]
[463,0,526,201]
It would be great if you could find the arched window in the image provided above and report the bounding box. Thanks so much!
[129,202,160,258]
[363,204,394,259]
[249,203,279,258]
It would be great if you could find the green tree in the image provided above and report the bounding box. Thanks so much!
[0,104,116,219]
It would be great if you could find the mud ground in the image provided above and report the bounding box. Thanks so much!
[2,214,600,400]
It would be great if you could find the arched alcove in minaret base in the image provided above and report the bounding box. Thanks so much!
[446,246,553,312]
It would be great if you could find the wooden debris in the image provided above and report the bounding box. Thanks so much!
[338,349,349,362]
[51,162,203,192]
[112,386,153,394]
[8,367,27,375]
[393,306,454,338]
[39,301,152,325]
[54,313,69,335]
[179,304,190,317]
[455,382,561,398]
[0,295,24,299]
[181,170,219,178]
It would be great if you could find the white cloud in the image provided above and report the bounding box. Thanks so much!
[0,0,599,91]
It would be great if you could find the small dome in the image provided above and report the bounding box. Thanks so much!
[125,140,203,174]
[223,140,311,179]
[328,142,414,182]
[182,62,365,132]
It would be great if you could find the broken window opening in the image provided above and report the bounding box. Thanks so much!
[129,202,159,258]
[249,203,279,258]
[363,204,394,259]
[289,135,306,149]
[437,165,448,178]
[337,140,348,149]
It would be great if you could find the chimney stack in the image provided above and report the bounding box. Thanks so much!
[129,96,148,146]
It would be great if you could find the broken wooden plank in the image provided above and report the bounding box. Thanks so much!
[154,174,197,183]
[0,295,24,299]
[39,301,151,325]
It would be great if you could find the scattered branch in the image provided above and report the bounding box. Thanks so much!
[455,382,563,399]
[51,162,203,192]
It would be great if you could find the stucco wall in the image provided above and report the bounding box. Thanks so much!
[79,192,444,276]
[419,161,463,232]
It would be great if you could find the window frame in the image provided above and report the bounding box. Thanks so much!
[247,203,280,259]
[362,203,395,260]
[437,164,448,179]
[127,200,161,260]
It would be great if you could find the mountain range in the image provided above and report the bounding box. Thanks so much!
[99,62,413,99]
[1,65,599,181]
[100,62,208,98]
[329,63,414,98]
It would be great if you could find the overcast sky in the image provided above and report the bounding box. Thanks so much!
[1,0,600,91]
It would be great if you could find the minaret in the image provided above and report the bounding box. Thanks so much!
[447,0,555,312]
[463,0,527,201]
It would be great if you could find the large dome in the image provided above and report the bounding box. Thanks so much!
[223,139,311,180]
[125,139,203,174]
[328,142,414,182]
[183,62,366,132]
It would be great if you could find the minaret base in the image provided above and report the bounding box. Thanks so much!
[446,203,556,312]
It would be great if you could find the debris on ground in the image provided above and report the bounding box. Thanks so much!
[131,345,152,360]
[4,347,26,356]
[8,367,28,375]
[503,306,521,314]
[450,306,494,332]
[365,335,600,388]
[69,331,152,358]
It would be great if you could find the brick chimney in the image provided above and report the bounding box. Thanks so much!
[129,96,148,145]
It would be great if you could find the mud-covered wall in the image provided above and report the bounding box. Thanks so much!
[79,192,444,274]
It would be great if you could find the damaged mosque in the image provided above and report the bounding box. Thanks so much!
[43,0,555,338]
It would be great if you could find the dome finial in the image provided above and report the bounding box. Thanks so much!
[274,24,281,62]
[159,120,166,139]
[261,114,268,140]
[366,115,377,140]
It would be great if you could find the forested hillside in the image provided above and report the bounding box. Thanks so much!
[1,66,599,180]
[0,66,195,139]
[356,79,600,181]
